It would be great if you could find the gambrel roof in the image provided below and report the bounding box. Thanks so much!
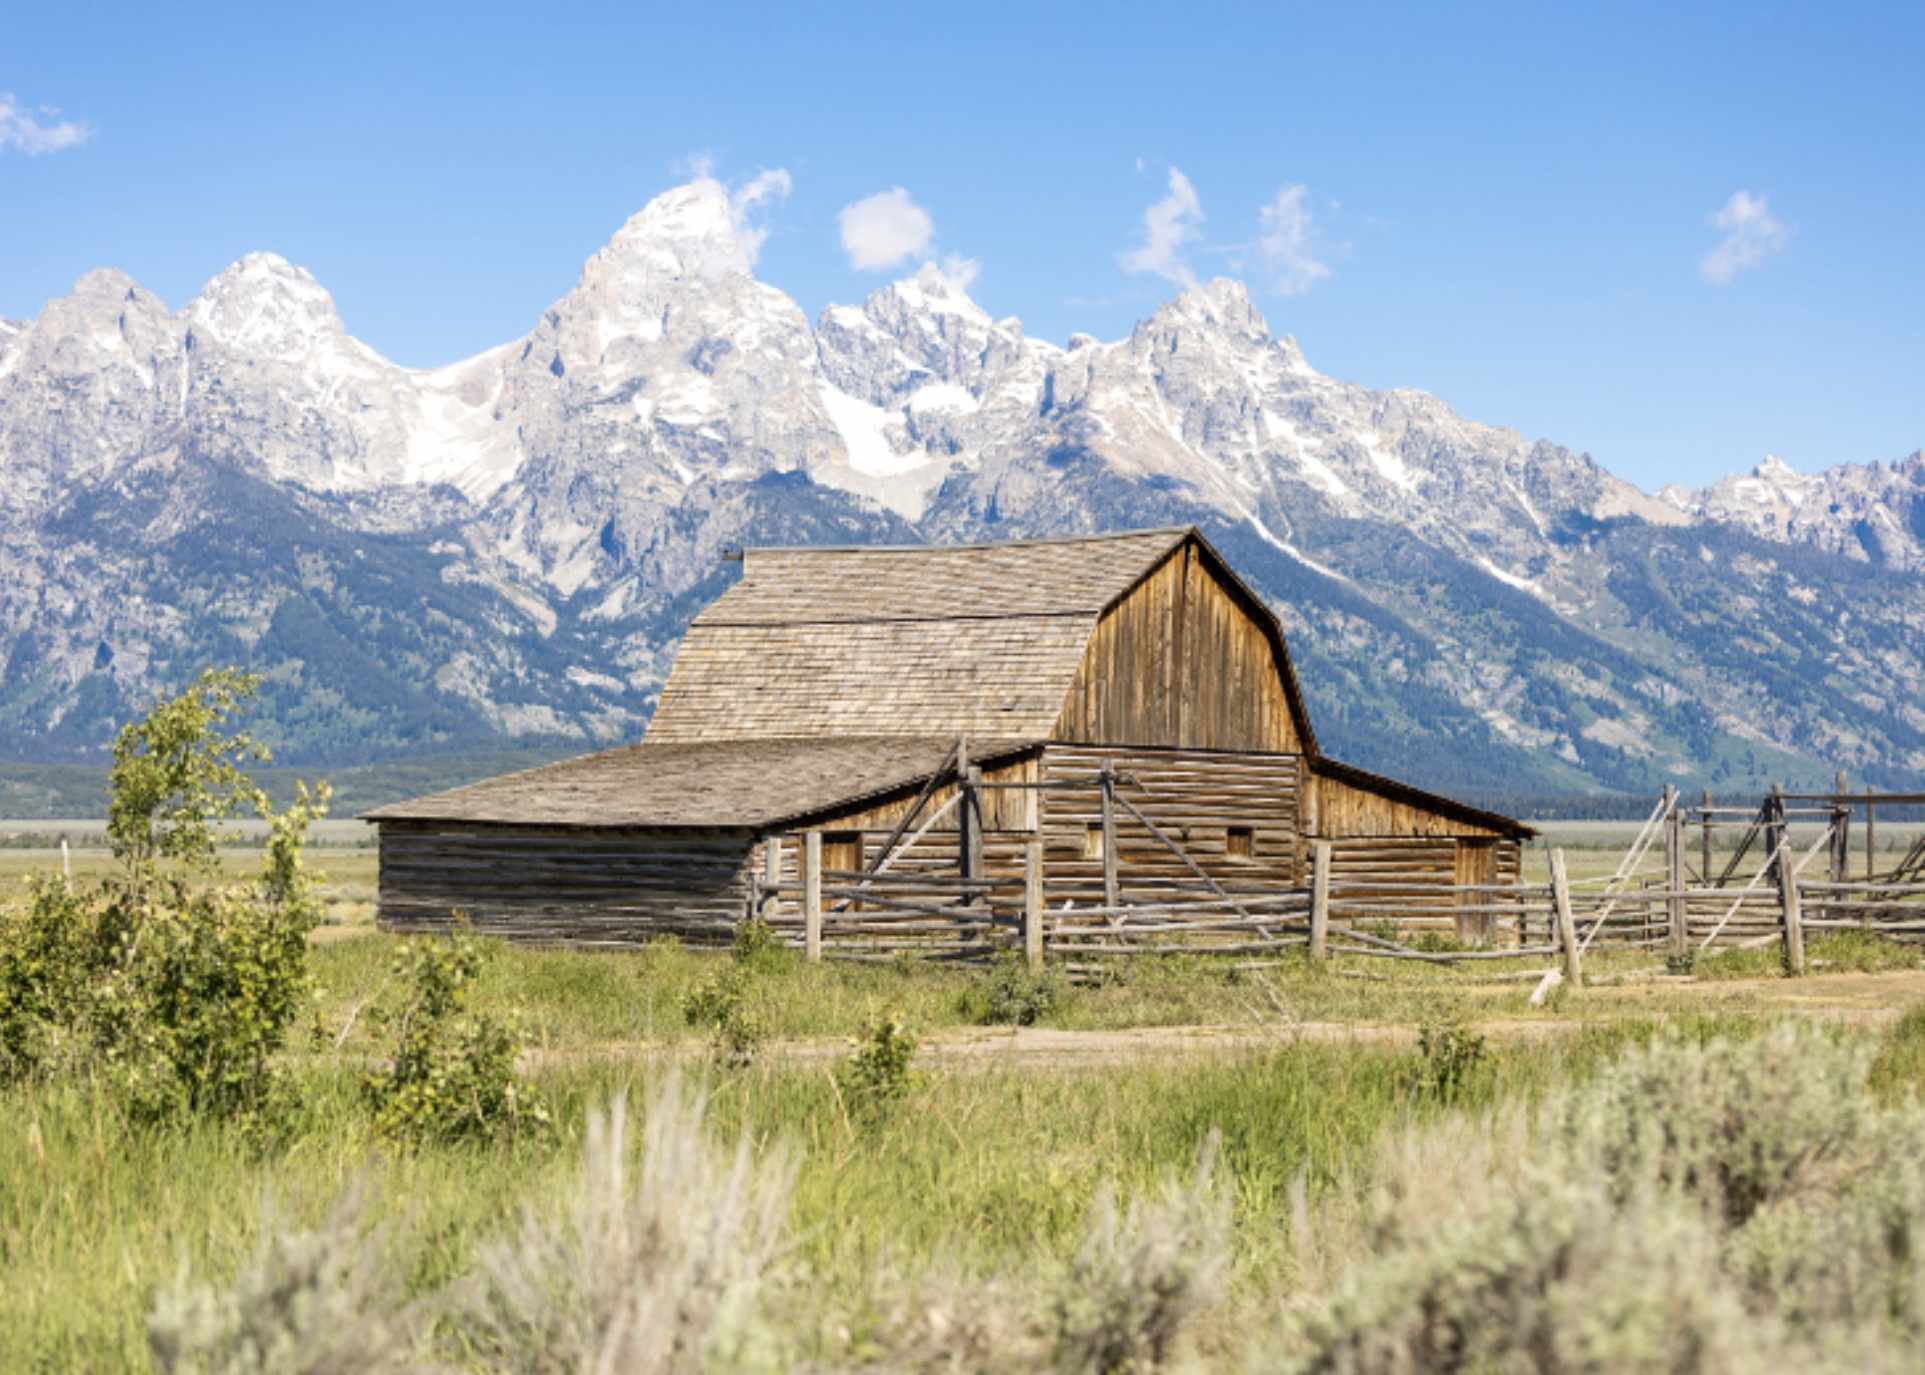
[641,526,1318,746]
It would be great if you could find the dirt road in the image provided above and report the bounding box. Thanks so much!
[523,968,1925,1072]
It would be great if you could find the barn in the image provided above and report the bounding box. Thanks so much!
[368,527,1533,949]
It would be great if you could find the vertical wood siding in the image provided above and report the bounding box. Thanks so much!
[1055,546,1300,753]
[1312,771,1507,839]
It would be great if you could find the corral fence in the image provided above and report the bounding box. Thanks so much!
[749,773,1925,984]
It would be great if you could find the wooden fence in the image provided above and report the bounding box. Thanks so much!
[748,823,1925,988]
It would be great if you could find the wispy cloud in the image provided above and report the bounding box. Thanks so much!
[934,252,979,291]
[668,154,791,264]
[1256,183,1330,295]
[837,187,934,271]
[1699,190,1788,285]
[1120,167,1203,285]
[728,168,792,264]
[0,94,90,156]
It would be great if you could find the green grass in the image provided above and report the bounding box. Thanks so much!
[309,934,1704,1054]
[0,1016,1756,1371]
[1692,930,1925,981]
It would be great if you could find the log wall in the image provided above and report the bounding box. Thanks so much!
[377,821,758,947]
[1323,835,1526,936]
[1036,743,1302,903]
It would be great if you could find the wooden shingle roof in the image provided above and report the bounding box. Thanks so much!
[645,528,1191,744]
[364,736,1042,828]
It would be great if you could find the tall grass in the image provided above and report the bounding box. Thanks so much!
[15,1013,1925,1371]
[3,1023,1671,1370]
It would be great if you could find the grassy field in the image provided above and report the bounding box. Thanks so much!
[0,1012,1809,1370]
[11,840,1925,1370]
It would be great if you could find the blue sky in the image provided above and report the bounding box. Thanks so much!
[4,1,1921,489]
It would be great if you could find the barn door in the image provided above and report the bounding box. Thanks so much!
[1454,840,1495,944]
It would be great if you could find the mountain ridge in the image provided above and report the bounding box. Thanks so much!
[2,177,1921,796]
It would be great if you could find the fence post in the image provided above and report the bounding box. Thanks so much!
[1665,789,1687,961]
[1778,851,1806,977]
[1099,764,1121,911]
[1310,840,1331,963]
[761,835,782,924]
[803,830,822,963]
[1550,848,1582,989]
[1024,837,1044,972]
[1701,788,1713,888]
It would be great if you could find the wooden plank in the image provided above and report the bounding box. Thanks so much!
[803,831,823,962]
[1100,764,1121,912]
[1551,848,1582,988]
[1025,838,1045,972]
[1780,856,1806,977]
[1310,840,1331,962]
[1666,788,1686,961]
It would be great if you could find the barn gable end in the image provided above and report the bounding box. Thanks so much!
[1055,536,1305,753]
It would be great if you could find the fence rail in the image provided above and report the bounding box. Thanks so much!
[744,826,1925,986]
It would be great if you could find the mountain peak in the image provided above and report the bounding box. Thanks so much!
[1156,276,1271,338]
[598,179,758,282]
[885,261,990,321]
[1756,453,1800,480]
[68,267,153,306]
[186,252,349,359]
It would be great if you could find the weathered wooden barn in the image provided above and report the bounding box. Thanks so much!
[369,527,1532,947]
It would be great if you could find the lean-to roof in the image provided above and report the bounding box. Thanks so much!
[363,735,1042,829]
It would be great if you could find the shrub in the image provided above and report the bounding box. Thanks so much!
[1409,1016,1488,1105]
[1051,1135,1230,1375]
[682,964,767,1066]
[1275,1023,1925,1374]
[837,1014,918,1127]
[1556,1022,1873,1227]
[452,1079,793,1374]
[0,671,327,1133]
[146,1188,421,1374]
[1871,1003,1925,1101]
[1279,1168,1777,1375]
[971,953,1063,1027]
[731,914,792,974]
[363,931,549,1146]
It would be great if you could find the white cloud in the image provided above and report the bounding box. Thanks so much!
[1256,184,1330,295]
[728,168,792,265]
[838,187,935,271]
[0,94,90,155]
[1699,190,1788,285]
[935,253,980,291]
[1120,167,1203,285]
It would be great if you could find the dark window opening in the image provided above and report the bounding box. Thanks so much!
[1227,826,1255,860]
[821,831,863,876]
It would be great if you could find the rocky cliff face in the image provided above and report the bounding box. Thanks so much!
[2,178,1921,795]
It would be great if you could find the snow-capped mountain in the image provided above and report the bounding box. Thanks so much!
[1660,453,1925,572]
[2,178,1921,797]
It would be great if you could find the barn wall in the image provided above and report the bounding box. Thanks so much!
[1036,743,1303,903]
[1055,544,1300,753]
[1320,835,1526,937]
[377,821,757,947]
[759,744,1305,924]
[759,754,1038,902]
[1309,770,1507,840]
